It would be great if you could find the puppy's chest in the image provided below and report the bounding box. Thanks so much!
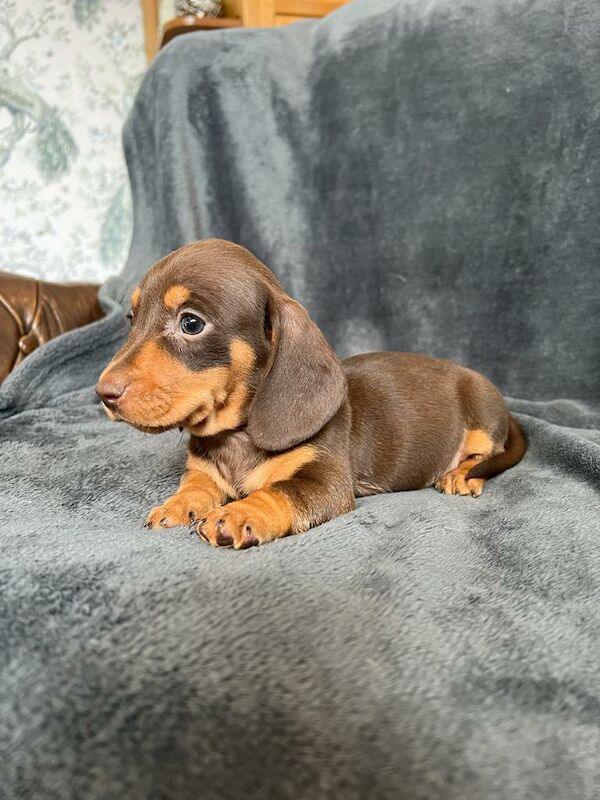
[205,431,265,498]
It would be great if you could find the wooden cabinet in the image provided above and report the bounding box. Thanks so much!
[241,0,346,27]
[141,0,348,60]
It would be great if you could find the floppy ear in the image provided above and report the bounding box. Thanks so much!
[247,296,347,452]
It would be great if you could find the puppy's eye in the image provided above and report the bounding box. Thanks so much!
[180,313,205,335]
[126,310,134,326]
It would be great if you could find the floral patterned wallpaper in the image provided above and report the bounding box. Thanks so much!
[0,0,146,283]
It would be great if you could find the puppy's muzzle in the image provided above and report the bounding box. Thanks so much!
[96,379,128,410]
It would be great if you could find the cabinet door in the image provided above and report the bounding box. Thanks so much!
[242,0,345,26]
[241,0,274,25]
[277,0,345,15]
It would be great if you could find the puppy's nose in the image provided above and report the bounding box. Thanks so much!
[96,379,128,409]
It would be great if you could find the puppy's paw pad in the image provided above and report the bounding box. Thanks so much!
[238,525,259,549]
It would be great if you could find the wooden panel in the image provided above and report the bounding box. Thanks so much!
[240,0,259,25]
[275,0,344,15]
[223,0,244,16]
[242,0,275,25]
[275,14,315,24]
[141,0,159,60]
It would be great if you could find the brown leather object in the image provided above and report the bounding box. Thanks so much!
[0,271,104,383]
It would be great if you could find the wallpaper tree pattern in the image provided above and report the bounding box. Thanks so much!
[0,0,145,282]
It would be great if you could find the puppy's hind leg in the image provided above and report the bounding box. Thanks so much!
[436,368,524,498]
[436,429,495,497]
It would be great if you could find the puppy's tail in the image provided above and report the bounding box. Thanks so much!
[467,415,527,481]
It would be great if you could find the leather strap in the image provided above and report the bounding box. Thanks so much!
[0,288,26,337]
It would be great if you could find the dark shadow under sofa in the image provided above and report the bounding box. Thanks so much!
[1,1,600,797]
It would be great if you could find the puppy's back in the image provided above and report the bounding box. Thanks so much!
[343,352,508,493]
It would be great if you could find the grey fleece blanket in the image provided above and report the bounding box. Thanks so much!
[2,1,600,797]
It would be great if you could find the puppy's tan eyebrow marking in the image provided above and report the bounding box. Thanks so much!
[164,285,191,310]
[131,286,141,310]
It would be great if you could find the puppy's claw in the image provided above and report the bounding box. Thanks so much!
[239,534,259,549]
[197,527,209,543]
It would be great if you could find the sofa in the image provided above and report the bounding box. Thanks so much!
[1,0,600,797]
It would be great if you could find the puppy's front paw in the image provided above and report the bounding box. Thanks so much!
[193,504,262,549]
[192,492,294,549]
[145,492,220,529]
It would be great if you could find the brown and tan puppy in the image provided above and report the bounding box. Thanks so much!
[96,240,526,549]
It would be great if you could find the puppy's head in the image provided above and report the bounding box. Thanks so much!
[96,239,346,450]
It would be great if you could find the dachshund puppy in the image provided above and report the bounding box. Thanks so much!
[96,240,526,549]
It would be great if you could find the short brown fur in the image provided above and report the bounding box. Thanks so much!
[97,239,527,549]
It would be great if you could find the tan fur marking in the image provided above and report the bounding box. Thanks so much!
[242,444,316,495]
[134,340,230,425]
[246,490,295,535]
[445,428,495,475]
[131,286,141,310]
[103,340,230,429]
[163,285,191,310]
[230,337,256,375]
[187,339,256,437]
[145,453,229,528]
[462,429,495,459]
[101,338,257,433]
[438,429,495,497]
[187,453,237,499]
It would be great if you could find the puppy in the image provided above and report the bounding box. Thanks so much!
[96,240,526,549]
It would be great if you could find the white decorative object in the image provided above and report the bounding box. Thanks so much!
[176,0,222,17]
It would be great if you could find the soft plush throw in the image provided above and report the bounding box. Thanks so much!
[1,1,600,797]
